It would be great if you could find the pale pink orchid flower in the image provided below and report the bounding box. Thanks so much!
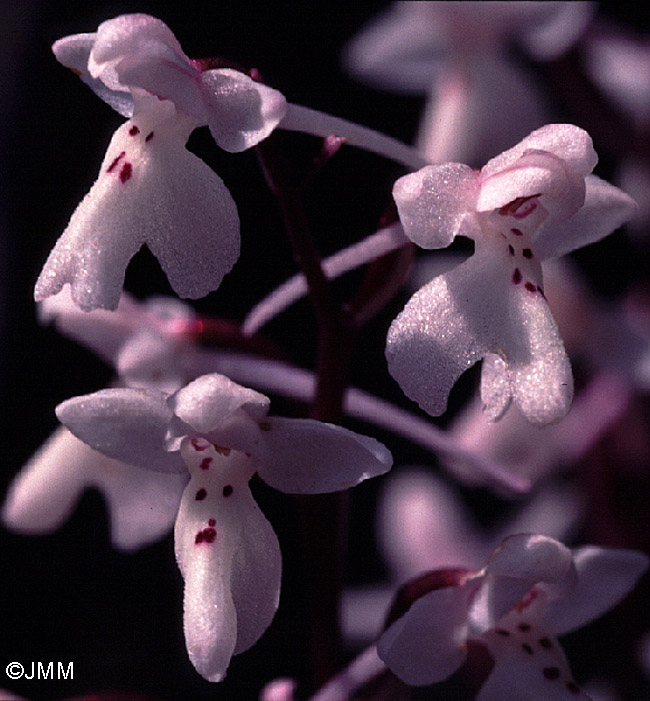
[386,124,636,425]
[343,469,581,645]
[36,13,425,312]
[377,534,647,698]
[55,372,392,682]
[344,1,594,164]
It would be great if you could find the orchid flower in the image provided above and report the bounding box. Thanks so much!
[55,372,392,681]
[343,470,581,644]
[386,124,636,425]
[377,534,647,698]
[34,13,425,312]
[2,291,197,550]
[344,1,594,164]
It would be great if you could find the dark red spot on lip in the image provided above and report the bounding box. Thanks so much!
[195,488,207,501]
[512,268,522,285]
[543,667,560,681]
[106,151,125,173]
[191,438,209,451]
[195,527,216,544]
[511,228,523,236]
[129,125,140,136]
[522,248,533,258]
[119,162,132,183]
[208,519,216,527]
[145,131,154,142]
[200,457,212,471]
[500,194,541,219]
[525,282,537,293]
[223,485,233,497]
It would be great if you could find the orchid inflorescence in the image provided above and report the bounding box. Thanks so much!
[4,5,650,700]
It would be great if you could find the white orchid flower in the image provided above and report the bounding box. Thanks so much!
[378,534,647,698]
[386,124,636,425]
[56,372,392,681]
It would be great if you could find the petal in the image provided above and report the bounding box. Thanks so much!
[343,2,446,94]
[417,56,550,165]
[56,387,184,473]
[39,288,144,365]
[377,583,474,685]
[519,1,594,61]
[254,418,392,494]
[479,623,587,700]
[477,151,585,223]
[534,175,637,260]
[35,102,240,311]
[115,53,205,121]
[52,33,133,116]
[386,245,573,424]
[175,442,281,681]
[378,469,487,579]
[542,546,649,636]
[88,14,192,91]
[200,69,287,152]
[470,534,574,632]
[2,427,186,550]
[2,427,90,536]
[392,164,479,249]
[169,374,270,433]
[481,124,598,181]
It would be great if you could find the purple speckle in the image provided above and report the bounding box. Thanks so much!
[129,125,140,136]
[522,643,534,655]
[208,519,216,527]
[525,282,537,293]
[223,485,233,497]
[195,488,207,501]
[543,667,560,681]
[195,527,216,544]
[566,681,580,695]
[145,131,154,142]
[518,623,531,632]
[512,268,522,285]
[106,151,125,173]
[119,162,132,183]
[508,244,515,256]
[191,438,209,451]
[200,457,212,471]
[523,248,533,258]
[511,228,523,236]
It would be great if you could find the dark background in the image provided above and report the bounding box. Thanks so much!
[1,2,650,699]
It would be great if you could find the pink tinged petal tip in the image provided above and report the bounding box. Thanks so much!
[393,164,479,249]
[200,69,287,152]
